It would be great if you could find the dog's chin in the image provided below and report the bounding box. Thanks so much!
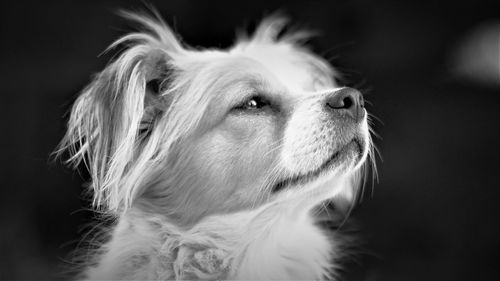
[272,137,365,193]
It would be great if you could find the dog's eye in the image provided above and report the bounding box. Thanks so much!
[236,96,270,111]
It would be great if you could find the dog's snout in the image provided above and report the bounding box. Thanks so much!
[325,87,365,122]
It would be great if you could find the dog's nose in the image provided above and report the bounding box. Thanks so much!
[325,87,365,122]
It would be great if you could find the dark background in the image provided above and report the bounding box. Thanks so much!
[1,0,499,280]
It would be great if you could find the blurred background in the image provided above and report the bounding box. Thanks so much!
[1,0,499,280]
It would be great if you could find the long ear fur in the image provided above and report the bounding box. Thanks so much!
[57,11,183,213]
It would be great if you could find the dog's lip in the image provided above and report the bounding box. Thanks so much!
[271,138,363,193]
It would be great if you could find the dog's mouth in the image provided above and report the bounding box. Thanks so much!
[271,138,364,193]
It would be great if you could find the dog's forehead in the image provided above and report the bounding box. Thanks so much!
[241,48,308,94]
[229,43,333,95]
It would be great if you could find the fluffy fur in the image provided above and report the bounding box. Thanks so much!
[58,10,375,280]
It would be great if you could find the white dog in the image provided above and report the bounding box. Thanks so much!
[58,10,375,280]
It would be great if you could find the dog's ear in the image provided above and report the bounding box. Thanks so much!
[57,12,184,213]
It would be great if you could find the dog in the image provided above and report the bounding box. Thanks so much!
[58,10,375,280]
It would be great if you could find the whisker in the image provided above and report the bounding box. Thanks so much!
[367,113,384,126]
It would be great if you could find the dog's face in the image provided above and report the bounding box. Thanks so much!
[60,14,372,225]
[168,51,370,223]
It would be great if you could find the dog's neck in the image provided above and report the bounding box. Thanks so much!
[84,198,339,280]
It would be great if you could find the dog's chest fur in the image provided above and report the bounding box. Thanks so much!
[84,205,338,280]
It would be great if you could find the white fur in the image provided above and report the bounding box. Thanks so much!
[85,198,340,280]
[58,10,375,280]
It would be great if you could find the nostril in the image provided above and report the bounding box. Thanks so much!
[342,96,354,109]
[327,93,355,109]
[325,87,365,122]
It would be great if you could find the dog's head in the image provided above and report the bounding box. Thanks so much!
[59,12,374,225]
